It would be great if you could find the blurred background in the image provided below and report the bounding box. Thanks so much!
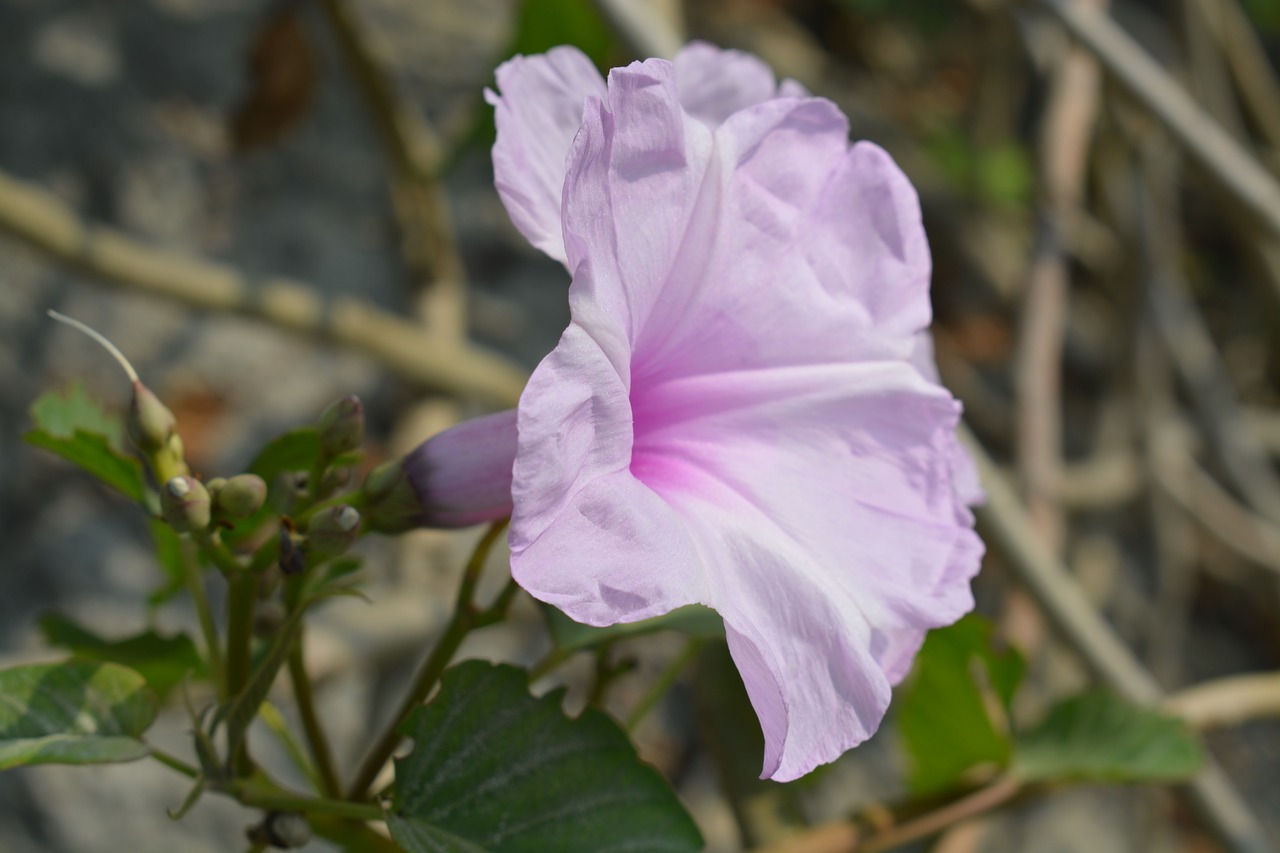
[1,0,1278,850]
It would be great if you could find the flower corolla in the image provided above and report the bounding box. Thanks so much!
[406,42,984,782]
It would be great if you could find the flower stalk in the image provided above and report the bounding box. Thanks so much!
[346,519,512,799]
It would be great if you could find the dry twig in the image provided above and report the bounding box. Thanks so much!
[1037,0,1280,246]
[0,170,525,405]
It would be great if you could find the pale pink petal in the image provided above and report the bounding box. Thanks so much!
[909,333,985,508]
[486,47,606,265]
[673,41,781,126]
[509,56,981,781]
[560,88,934,383]
[405,409,516,528]
[637,361,982,717]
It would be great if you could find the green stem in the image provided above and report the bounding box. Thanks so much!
[527,646,572,682]
[181,542,225,699]
[288,633,342,797]
[233,782,384,822]
[193,529,246,577]
[346,519,509,799]
[294,489,368,528]
[225,570,257,774]
[625,640,703,732]
[149,746,200,779]
[225,572,256,698]
[259,701,322,792]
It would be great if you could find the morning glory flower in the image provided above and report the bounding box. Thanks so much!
[396,43,983,782]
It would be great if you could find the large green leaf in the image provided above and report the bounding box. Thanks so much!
[896,615,1024,794]
[0,660,158,770]
[39,614,206,700]
[544,603,724,654]
[1013,692,1202,783]
[387,661,703,853]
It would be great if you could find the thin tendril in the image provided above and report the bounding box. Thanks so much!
[47,309,140,383]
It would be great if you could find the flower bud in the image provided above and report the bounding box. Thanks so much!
[316,395,364,458]
[161,476,211,532]
[246,811,312,849]
[215,474,267,519]
[404,410,517,529]
[205,477,227,502]
[266,812,312,848]
[360,459,422,534]
[127,381,176,451]
[278,525,306,576]
[306,504,361,557]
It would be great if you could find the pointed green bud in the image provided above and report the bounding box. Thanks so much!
[361,459,422,534]
[161,476,211,533]
[215,474,267,519]
[127,381,177,451]
[362,458,404,501]
[316,395,364,458]
[306,504,362,557]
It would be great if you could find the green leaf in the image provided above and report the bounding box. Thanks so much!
[1013,691,1203,783]
[25,429,146,502]
[28,381,126,447]
[387,661,703,853]
[897,615,1024,794]
[248,427,321,483]
[39,614,206,701]
[511,0,618,72]
[544,603,724,654]
[0,659,158,770]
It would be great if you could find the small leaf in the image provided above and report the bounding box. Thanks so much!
[39,614,206,700]
[1013,692,1203,783]
[25,429,146,502]
[0,660,158,770]
[28,381,126,448]
[387,661,703,853]
[248,427,321,483]
[897,615,1025,794]
[544,603,724,654]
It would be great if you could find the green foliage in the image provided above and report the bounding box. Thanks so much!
[544,603,723,654]
[248,426,322,483]
[1013,692,1203,783]
[0,660,157,770]
[1242,0,1280,32]
[511,0,617,72]
[387,661,703,853]
[25,385,145,502]
[28,381,127,447]
[897,615,1024,794]
[39,614,206,701]
[446,0,620,175]
[924,125,1031,210]
[147,518,188,607]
